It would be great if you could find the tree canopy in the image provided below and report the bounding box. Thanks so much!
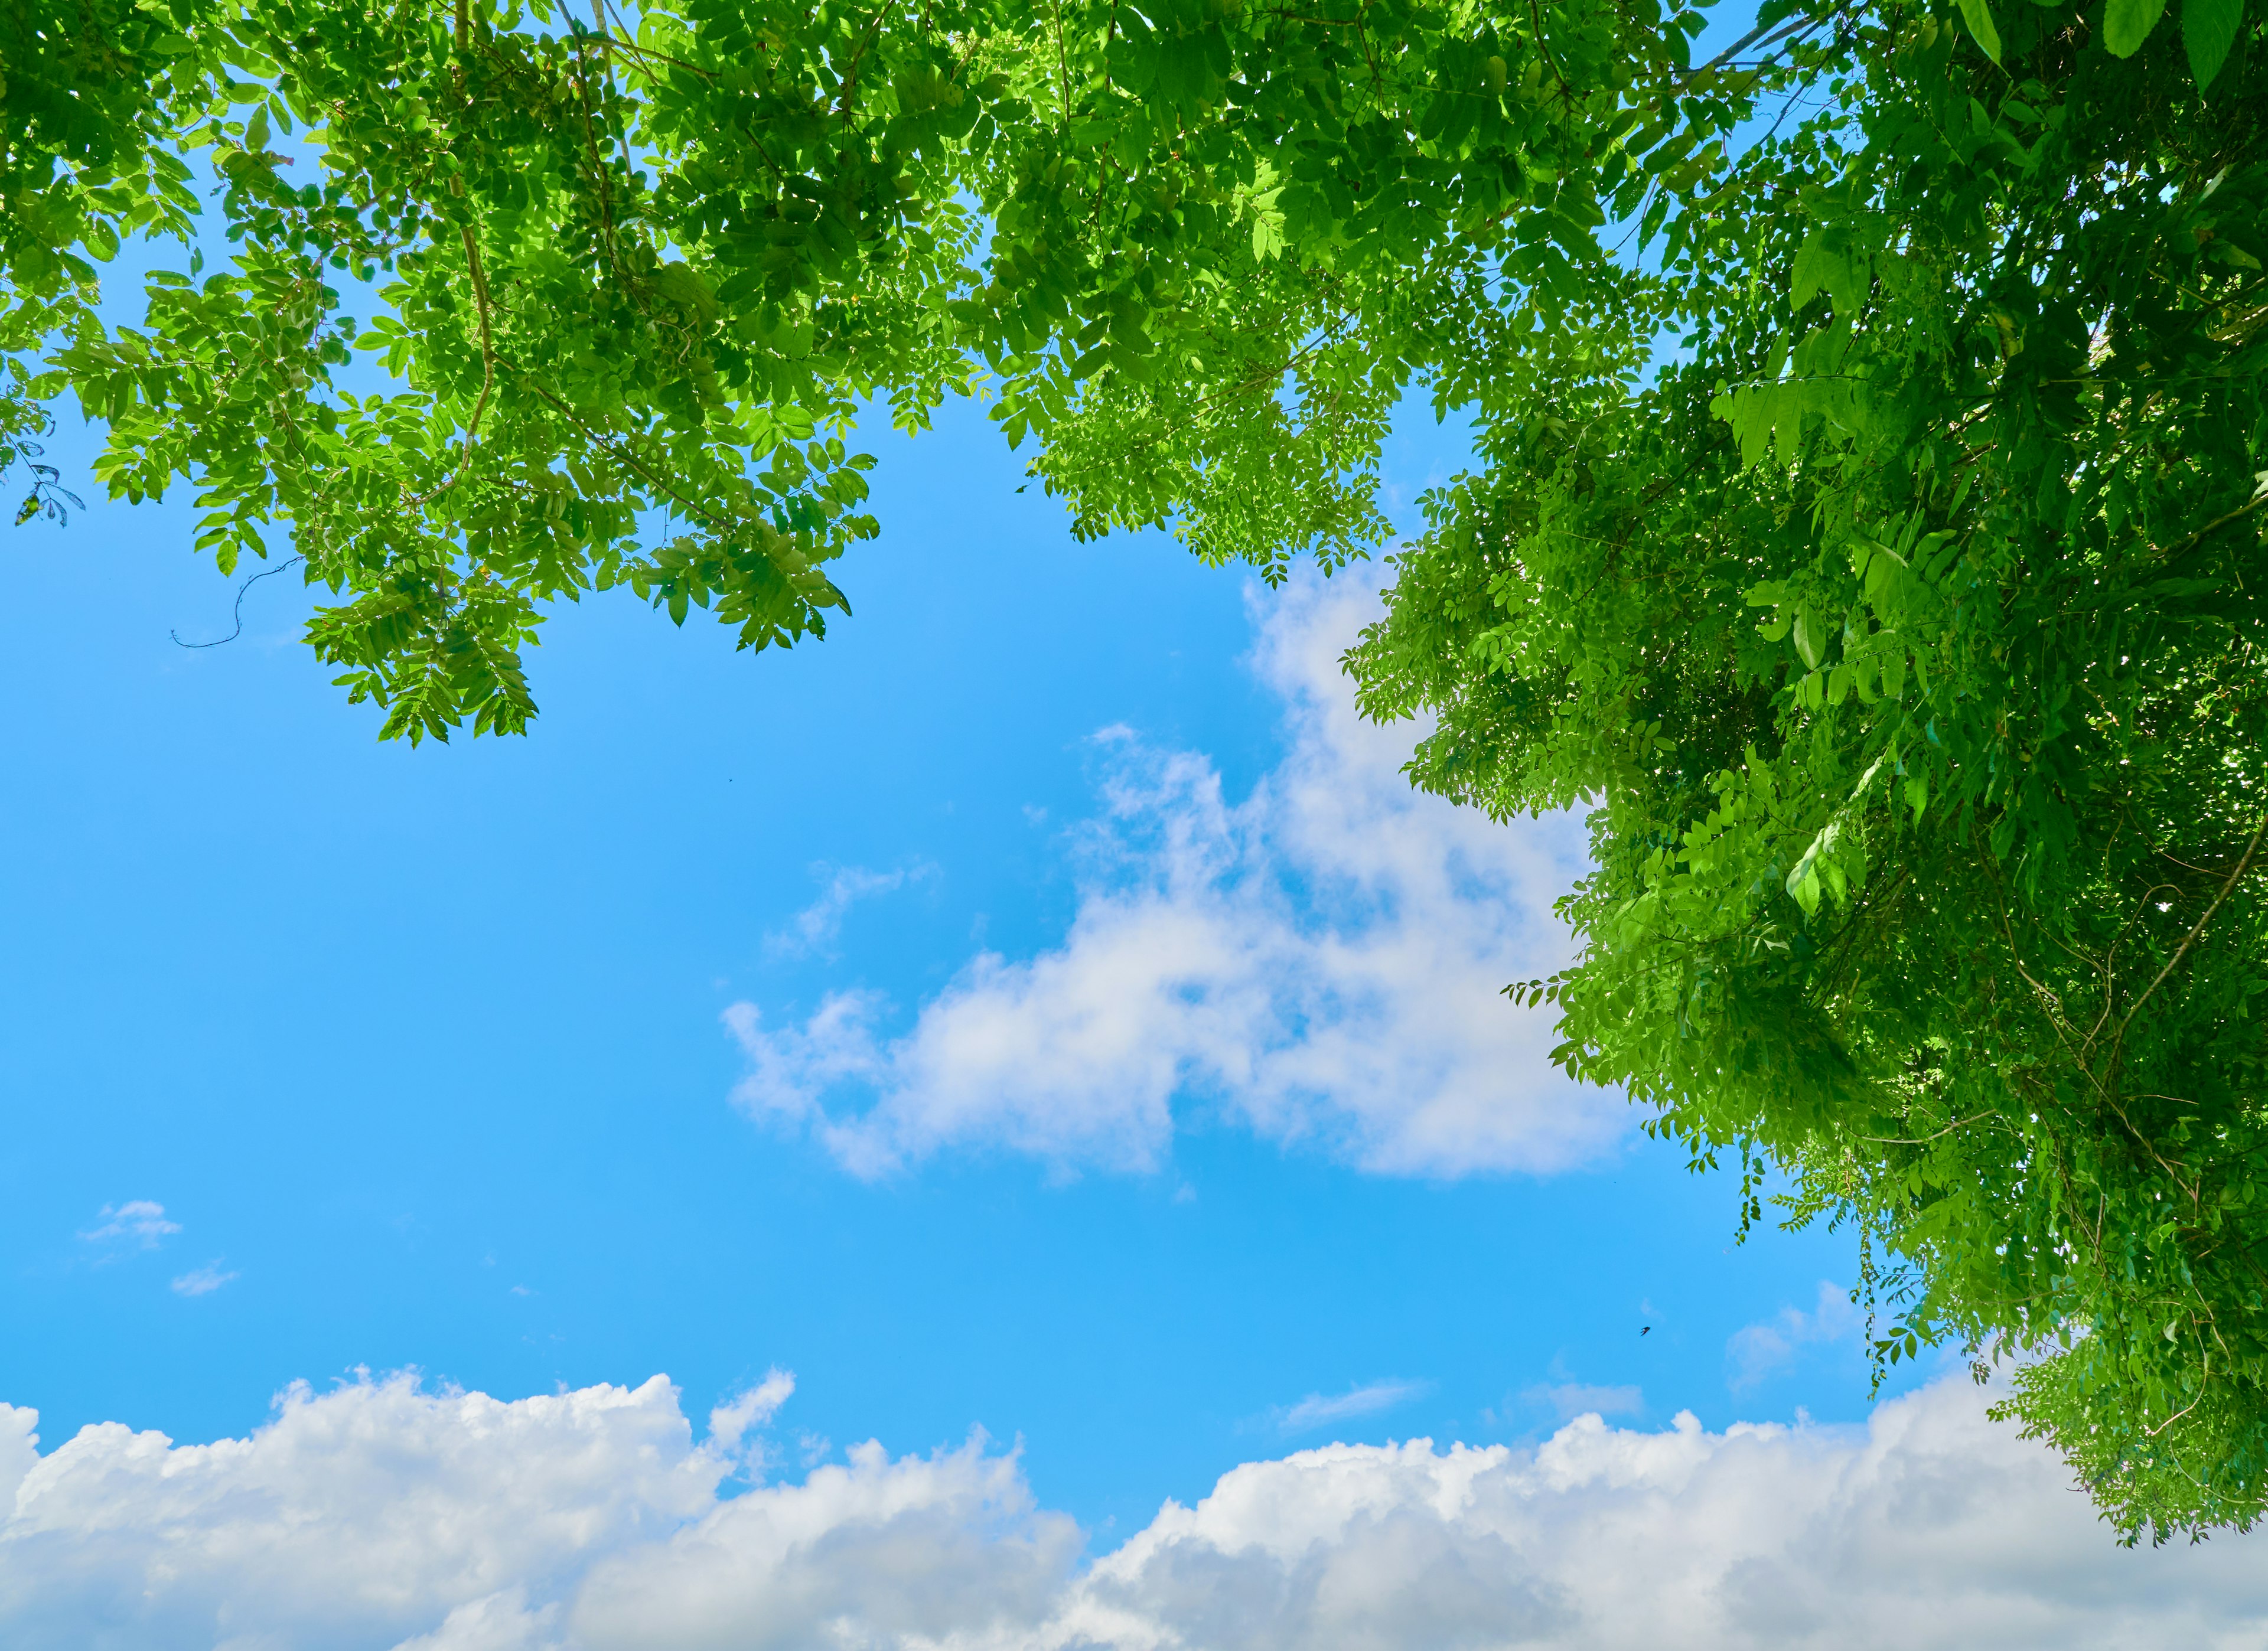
[8,0,2266,1542]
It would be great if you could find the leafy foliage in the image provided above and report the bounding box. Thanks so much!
[8,0,2265,1541]
[6,0,1731,735]
[8,0,980,736]
[1338,0,2268,1545]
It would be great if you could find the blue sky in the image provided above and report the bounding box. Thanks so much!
[3,392,2263,1647]
[3,392,1881,1499]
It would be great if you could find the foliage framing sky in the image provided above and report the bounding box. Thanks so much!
[2,396,2265,1649]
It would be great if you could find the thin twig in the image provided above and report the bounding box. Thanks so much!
[573,31,625,273]
[1051,0,1071,126]
[2156,487,2268,564]
[1691,7,1823,76]
[599,34,720,77]
[1525,0,1573,105]
[460,227,498,431]
[2142,1353,2208,1438]
[586,0,644,180]
[172,556,307,648]
[1855,1114,1985,1146]
[2111,807,2268,1065]
[520,380,739,536]
[2080,880,2180,1056]
[832,5,889,122]
[406,228,498,509]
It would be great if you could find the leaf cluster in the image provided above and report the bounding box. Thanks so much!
[1341,0,2268,1541]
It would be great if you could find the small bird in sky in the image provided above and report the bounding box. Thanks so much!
[1640,1326,1651,1336]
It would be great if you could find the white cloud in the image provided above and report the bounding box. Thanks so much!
[392,1590,558,1651]
[1526,1381,1645,1423]
[768,864,933,958]
[1727,1281,1863,1392]
[569,1435,1076,1651]
[725,576,1615,1180]
[1276,1380,1432,1435]
[79,1200,180,1250]
[1052,1376,2268,1651]
[706,1369,794,1455]
[170,1261,239,1297]
[0,1373,719,1651]
[0,1372,2261,1650]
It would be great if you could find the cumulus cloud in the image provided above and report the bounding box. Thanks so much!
[79,1200,180,1251]
[170,1261,239,1297]
[0,1374,719,1651]
[725,577,1614,1180]
[1726,1281,1863,1393]
[569,1436,1076,1651]
[1054,1376,2268,1651]
[0,1372,2260,1650]
[1275,1379,1432,1435]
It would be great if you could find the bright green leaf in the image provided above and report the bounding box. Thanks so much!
[1958,0,2004,62]
[2184,0,2244,84]
[2105,0,2171,55]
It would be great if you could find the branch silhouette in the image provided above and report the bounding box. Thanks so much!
[171,556,306,648]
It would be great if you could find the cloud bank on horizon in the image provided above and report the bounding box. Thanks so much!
[725,577,1614,1180]
[0,1371,2257,1650]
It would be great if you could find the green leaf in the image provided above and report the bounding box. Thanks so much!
[2183,0,2244,84]
[1790,233,1844,309]
[1957,0,2003,63]
[1793,601,1823,668]
[1775,394,1803,467]
[1785,818,1840,912]
[2104,0,2171,56]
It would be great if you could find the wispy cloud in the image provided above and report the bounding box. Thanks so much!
[767,864,934,959]
[1726,1281,1861,1392]
[1526,1381,1644,1423]
[1276,1378,1432,1435]
[726,576,1614,1181]
[708,1369,795,1454]
[170,1262,238,1297]
[79,1200,181,1252]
